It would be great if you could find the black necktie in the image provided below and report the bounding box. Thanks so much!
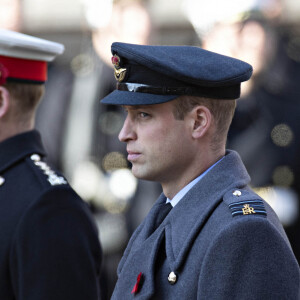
[152,202,173,233]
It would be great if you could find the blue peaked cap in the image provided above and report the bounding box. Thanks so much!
[101,42,253,105]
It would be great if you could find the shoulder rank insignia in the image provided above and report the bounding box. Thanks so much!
[223,189,267,217]
[229,199,267,217]
[30,154,67,186]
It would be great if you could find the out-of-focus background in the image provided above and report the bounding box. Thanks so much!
[1,0,300,298]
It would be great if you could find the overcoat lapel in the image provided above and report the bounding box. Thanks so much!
[117,193,167,276]
[114,150,250,299]
[164,150,250,272]
[115,227,168,299]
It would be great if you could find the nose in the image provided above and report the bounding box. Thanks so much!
[118,116,136,142]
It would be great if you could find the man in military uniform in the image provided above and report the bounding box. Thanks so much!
[0,30,102,299]
[101,42,300,299]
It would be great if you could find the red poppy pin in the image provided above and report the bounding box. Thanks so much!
[111,54,120,68]
[131,272,144,295]
[0,63,9,85]
[111,54,127,82]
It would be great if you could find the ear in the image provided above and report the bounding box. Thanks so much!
[0,86,10,119]
[190,105,212,139]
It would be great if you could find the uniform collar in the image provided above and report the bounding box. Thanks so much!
[166,156,225,207]
[164,150,250,272]
[122,151,250,271]
[0,130,46,173]
[114,150,251,299]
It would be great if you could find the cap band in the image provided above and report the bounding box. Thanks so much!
[117,82,241,99]
[0,55,47,83]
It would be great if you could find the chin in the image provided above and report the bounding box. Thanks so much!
[131,166,153,181]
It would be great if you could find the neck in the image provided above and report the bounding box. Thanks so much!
[0,120,34,143]
[162,149,225,199]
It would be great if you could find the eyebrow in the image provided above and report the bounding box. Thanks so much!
[122,105,151,111]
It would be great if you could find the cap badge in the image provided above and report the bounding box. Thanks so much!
[0,63,9,85]
[111,54,126,82]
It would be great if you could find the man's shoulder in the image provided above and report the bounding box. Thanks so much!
[0,152,84,213]
[25,153,68,189]
[23,153,90,212]
[218,186,293,247]
[222,188,267,218]
[0,152,97,245]
[3,153,71,193]
[193,186,278,241]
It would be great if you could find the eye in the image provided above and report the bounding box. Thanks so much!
[138,112,150,118]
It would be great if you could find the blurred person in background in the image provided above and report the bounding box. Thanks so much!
[0,0,21,31]
[0,0,75,174]
[63,0,152,180]
[0,0,158,297]
[61,0,160,297]
[0,30,101,300]
[101,42,299,299]
[186,0,300,263]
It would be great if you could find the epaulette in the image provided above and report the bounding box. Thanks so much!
[29,154,67,186]
[223,188,267,218]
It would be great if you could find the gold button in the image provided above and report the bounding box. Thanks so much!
[168,271,177,284]
[30,154,41,162]
[0,176,5,186]
[233,190,242,197]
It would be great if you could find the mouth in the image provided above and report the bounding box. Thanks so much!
[127,150,141,162]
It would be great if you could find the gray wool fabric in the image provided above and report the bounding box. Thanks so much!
[112,150,300,299]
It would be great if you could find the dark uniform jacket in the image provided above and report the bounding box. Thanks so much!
[112,150,300,299]
[0,131,101,299]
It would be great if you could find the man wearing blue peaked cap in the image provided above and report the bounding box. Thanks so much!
[0,30,102,299]
[101,42,300,299]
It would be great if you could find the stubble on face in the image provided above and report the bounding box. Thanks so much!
[123,102,193,186]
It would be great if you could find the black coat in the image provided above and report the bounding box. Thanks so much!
[0,131,102,299]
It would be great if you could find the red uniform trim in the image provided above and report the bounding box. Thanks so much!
[0,55,47,82]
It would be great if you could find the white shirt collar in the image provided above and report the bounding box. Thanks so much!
[166,157,224,207]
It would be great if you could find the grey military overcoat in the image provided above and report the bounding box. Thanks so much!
[112,150,300,299]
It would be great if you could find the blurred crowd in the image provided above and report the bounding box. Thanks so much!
[1,0,300,298]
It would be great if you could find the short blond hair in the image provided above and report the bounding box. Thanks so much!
[172,95,236,151]
[4,81,44,120]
